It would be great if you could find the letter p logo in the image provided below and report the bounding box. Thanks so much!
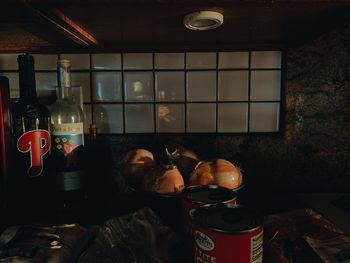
[17,130,51,177]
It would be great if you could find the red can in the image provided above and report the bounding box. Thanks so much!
[181,185,237,253]
[193,204,263,263]
[182,185,237,224]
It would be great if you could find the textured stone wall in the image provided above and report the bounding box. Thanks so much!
[104,23,350,192]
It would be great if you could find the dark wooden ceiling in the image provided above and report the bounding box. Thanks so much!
[1,1,350,52]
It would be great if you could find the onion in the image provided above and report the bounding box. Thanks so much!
[214,159,243,189]
[188,159,243,189]
[166,147,199,183]
[142,165,185,194]
[121,149,156,189]
[188,161,215,186]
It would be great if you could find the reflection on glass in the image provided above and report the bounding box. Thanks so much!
[125,104,154,133]
[133,81,143,92]
[83,105,92,133]
[93,104,123,133]
[158,90,166,100]
[97,82,103,100]
[156,104,185,133]
[155,72,185,101]
[93,72,122,102]
[158,105,173,123]
[124,72,153,102]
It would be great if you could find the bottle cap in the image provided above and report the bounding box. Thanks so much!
[17,54,34,64]
[57,59,70,67]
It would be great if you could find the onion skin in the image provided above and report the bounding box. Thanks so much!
[188,162,215,186]
[188,159,243,190]
[121,149,156,189]
[142,165,185,194]
[214,159,242,189]
[174,150,199,183]
[122,149,154,164]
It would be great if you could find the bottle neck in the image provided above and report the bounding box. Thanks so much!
[57,63,71,88]
[57,86,73,101]
[18,55,37,103]
[57,62,72,101]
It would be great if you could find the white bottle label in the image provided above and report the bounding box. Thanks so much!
[251,230,263,263]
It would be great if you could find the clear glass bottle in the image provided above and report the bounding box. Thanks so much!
[50,59,85,209]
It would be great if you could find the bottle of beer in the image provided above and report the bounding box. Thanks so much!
[11,54,51,209]
[50,59,85,212]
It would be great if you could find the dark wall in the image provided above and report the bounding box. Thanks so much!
[102,23,350,193]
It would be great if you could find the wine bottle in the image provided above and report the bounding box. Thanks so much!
[11,54,51,208]
[50,59,85,210]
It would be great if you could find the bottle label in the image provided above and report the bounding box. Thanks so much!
[17,129,51,177]
[51,123,84,157]
[51,123,84,191]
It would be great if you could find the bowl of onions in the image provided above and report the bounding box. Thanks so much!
[120,147,244,229]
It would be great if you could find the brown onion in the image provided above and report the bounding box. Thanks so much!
[188,159,243,190]
[121,149,156,189]
[175,152,199,182]
[188,161,215,186]
[142,165,185,194]
[214,159,243,189]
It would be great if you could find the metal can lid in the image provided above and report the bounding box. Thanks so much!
[193,204,263,234]
[182,185,236,205]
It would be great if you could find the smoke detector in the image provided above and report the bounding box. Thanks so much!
[184,11,224,30]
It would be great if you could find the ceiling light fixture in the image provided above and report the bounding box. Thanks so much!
[184,11,224,31]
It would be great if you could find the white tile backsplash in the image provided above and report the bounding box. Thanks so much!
[187,103,216,132]
[125,104,154,133]
[218,71,249,101]
[156,104,185,133]
[33,54,58,70]
[251,51,282,69]
[71,72,91,103]
[251,71,281,101]
[250,102,280,132]
[61,54,90,70]
[156,71,185,101]
[155,53,184,69]
[0,72,19,98]
[92,53,121,70]
[0,51,282,134]
[0,54,19,70]
[93,104,124,133]
[124,72,154,102]
[83,104,92,133]
[218,103,248,132]
[123,53,152,69]
[187,71,216,101]
[36,72,57,99]
[92,72,122,102]
[186,52,216,69]
[218,52,249,69]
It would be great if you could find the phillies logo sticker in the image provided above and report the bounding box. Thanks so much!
[17,130,51,177]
